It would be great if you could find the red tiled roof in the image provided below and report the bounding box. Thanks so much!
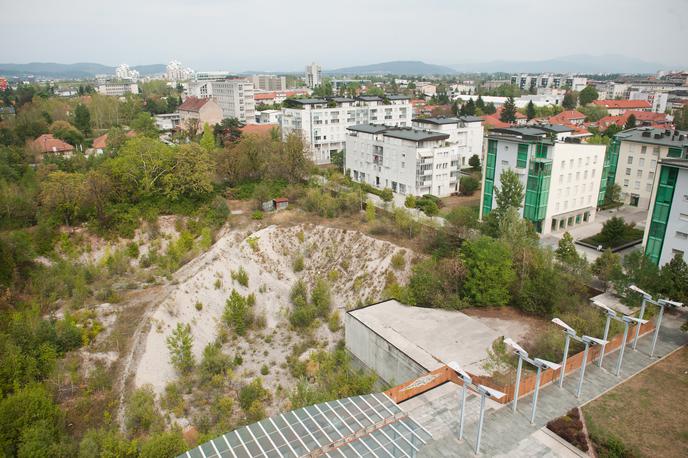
[255,92,276,100]
[240,124,277,136]
[592,99,652,109]
[549,110,585,124]
[92,130,136,149]
[273,197,288,203]
[31,134,74,153]
[481,115,511,129]
[625,110,668,123]
[179,96,212,112]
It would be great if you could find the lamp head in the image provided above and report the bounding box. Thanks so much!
[533,358,561,370]
[591,300,617,317]
[503,337,528,357]
[476,384,506,400]
[658,298,683,307]
[629,285,651,299]
[582,335,608,346]
[551,318,576,335]
[448,361,472,382]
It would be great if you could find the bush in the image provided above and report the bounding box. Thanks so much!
[328,310,341,332]
[404,195,417,208]
[166,323,194,374]
[391,251,406,270]
[547,408,588,452]
[469,154,481,170]
[311,278,332,318]
[140,431,187,458]
[126,241,140,259]
[292,255,304,272]
[231,266,249,287]
[379,188,394,203]
[459,176,480,195]
[223,289,253,336]
[125,386,163,435]
[289,279,316,328]
[251,210,264,220]
[260,364,269,376]
[195,302,203,311]
[239,378,270,412]
[200,342,233,381]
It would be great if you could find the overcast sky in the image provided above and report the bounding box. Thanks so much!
[1,0,686,71]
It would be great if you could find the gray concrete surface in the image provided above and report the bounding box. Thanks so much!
[347,300,504,377]
[401,310,686,457]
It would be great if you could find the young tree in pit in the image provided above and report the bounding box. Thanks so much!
[166,323,194,374]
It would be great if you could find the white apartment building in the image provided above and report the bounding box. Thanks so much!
[605,127,688,209]
[345,124,457,197]
[186,79,256,123]
[115,63,139,81]
[480,127,606,235]
[643,158,688,266]
[511,74,588,92]
[166,60,194,82]
[629,90,669,113]
[256,109,281,124]
[251,74,287,91]
[305,63,322,88]
[411,116,484,168]
[97,82,139,96]
[280,95,412,164]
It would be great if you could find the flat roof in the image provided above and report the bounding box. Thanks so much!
[459,115,483,123]
[356,95,384,102]
[615,127,688,148]
[348,300,501,374]
[327,96,356,103]
[490,127,549,137]
[412,116,460,125]
[347,124,450,142]
[386,94,411,100]
[537,123,575,133]
[660,158,688,169]
[284,98,328,105]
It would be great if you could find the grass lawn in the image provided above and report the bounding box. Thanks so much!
[579,226,644,249]
[582,346,688,458]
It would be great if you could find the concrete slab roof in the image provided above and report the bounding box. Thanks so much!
[348,299,502,375]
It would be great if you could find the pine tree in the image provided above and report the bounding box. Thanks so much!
[562,91,577,110]
[526,100,536,120]
[166,323,194,374]
[495,169,524,210]
[476,95,486,111]
[73,103,91,135]
[500,96,517,123]
[555,232,580,264]
[464,98,476,116]
[624,114,637,130]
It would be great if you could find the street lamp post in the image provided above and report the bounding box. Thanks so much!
[552,318,577,388]
[629,285,652,350]
[650,299,683,357]
[475,384,506,455]
[591,300,617,368]
[448,361,472,442]
[615,315,647,376]
[577,336,607,398]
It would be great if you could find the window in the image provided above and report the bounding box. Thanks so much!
[627,156,634,165]
[668,147,682,158]
[641,145,647,154]
[501,160,509,166]
[634,181,640,190]
[576,172,580,180]
[637,169,643,178]
[561,160,566,169]
[517,143,528,168]
[623,179,629,187]
[672,249,685,257]
[584,170,588,179]
[639,158,645,167]
[653,146,660,155]
[646,183,653,192]
[625,168,631,176]
[677,231,688,240]
[559,174,564,184]
[649,171,655,180]
[401,162,405,168]
[680,213,688,222]
[592,169,596,178]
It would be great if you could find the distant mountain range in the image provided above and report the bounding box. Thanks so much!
[327,61,457,76]
[449,54,669,74]
[0,62,166,79]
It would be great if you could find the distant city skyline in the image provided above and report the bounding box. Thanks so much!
[1,0,687,72]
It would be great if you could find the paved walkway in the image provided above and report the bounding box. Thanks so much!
[403,311,686,457]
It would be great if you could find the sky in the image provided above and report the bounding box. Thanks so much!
[1,0,687,72]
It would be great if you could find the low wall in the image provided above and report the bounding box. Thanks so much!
[344,312,427,386]
[385,320,655,404]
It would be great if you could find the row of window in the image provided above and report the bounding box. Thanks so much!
[558,169,597,184]
[554,195,594,212]
[625,167,655,181]
[560,156,598,169]
[627,156,657,168]
[623,179,653,192]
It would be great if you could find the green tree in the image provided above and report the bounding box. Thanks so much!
[495,169,524,211]
[39,171,86,226]
[131,112,158,137]
[592,248,622,285]
[499,96,517,123]
[166,323,194,374]
[163,143,215,200]
[109,137,174,198]
[125,386,163,435]
[460,236,515,306]
[624,114,636,129]
[459,176,479,195]
[463,99,476,116]
[525,100,536,120]
[475,95,486,111]
[468,154,481,170]
[311,278,332,318]
[578,105,608,122]
[330,150,344,172]
[380,188,394,203]
[578,85,599,106]
[562,91,577,110]
[72,103,91,135]
[224,289,253,335]
[140,431,186,458]
[599,216,629,246]
[200,123,216,151]
[555,232,580,265]
[604,183,622,207]
[659,253,688,305]
[484,102,497,115]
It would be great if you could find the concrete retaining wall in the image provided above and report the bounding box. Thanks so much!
[344,312,427,386]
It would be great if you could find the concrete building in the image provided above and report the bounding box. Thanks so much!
[30,134,75,158]
[411,116,484,167]
[629,90,669,113]
[96,82,139,96]
[251,74,286,91]
[604,127,688,209]
[592,99,652,116]
[643,158,688,266]
[177,96,223,131]
[280,95,412,164]
[511,74,588,92]
[186,79,256,123]
[480,127,606,235]
[165,60,194,82]
[305,62,322,88]
[345,124,457,197]
[154,113,181,131]
[256,109,281,124]
[115,63,139,81]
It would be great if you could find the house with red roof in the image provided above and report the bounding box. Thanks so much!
[30,134,74,158]
[595,110,671,131]
[548,110,586,126]
[177,96,223,131]
[239,124,278,137]
[480,114,511,129]
[88,130,136,154]
[591,99,652,116]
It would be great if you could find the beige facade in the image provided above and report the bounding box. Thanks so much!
[178,98,223,131]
